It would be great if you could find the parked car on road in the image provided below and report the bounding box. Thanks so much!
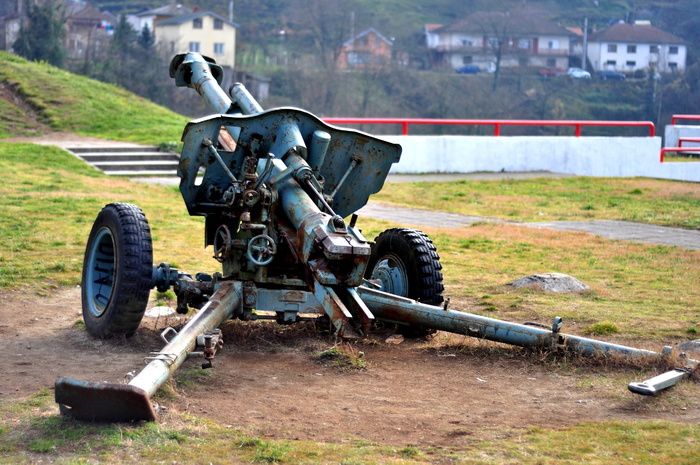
[456,64,481,74]
[598,70,626,81]
[538,66,565,78]
[567,67,591,79]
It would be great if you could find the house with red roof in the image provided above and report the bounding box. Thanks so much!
[337,27,393,69]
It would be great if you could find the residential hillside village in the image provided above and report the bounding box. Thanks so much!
[426,11,686,74]
[0,0,688,75]
[0,0,695,124]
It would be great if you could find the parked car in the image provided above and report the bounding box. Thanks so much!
[538,66,565,78]
[567,67,591,79]
[456,64,481,74]
[599,70,626,81]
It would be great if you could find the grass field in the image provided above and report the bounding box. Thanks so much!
[1,54,699,463]
[1,388,699,464]
[0,52,187,144]
[1,142,699,463]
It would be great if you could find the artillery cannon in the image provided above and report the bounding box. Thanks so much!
[55,53,697,422]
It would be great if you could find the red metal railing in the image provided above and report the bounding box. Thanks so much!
[663,115,700,161]
[678,137,700,147]
[671,114,700,125]
[660,147,700,162]
[323,117,656,137]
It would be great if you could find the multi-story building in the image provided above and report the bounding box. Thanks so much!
[63,1,114,67]
[587,20,687,74]
[426,11,578,72]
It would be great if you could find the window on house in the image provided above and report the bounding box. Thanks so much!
[547,40,559,49]
[193,18,203,29]
[626,60,636,67]
[606,60,616,67]
[547,58,556,66]
[518,39,531,49]
[669,46,679,54]
[461,37,473,47]
[627,45,636,53]
[462,55,473,64]
[214,43,224,54]
[214,19,223,30]
[487,37,499,48]
[607,44,617,53]
[357,37,366,46]
[189,42,201,53]
[669,62,678,70]
[650,45,659,53]
[348,51,370,66]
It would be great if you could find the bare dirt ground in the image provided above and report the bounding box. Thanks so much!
[2,287,698,447]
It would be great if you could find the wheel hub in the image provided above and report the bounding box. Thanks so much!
[370,253,408,297]
[84,227,115,317]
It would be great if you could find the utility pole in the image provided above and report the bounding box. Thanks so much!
[350,11,355,68]
[582,17,588,70]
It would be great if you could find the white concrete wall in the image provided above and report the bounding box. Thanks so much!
[664,125,700,148]
[382,135,700,182]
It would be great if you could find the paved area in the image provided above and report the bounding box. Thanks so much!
[520,220,700,250]
[383,171,575,183]
[357,203,494,228]
[357,203,700,250]
[128,170,700,251]
[129,173,698,251]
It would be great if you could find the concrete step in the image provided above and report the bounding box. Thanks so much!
[79,153,179,162]
[104,170,182,176]
[66,146,180,176]
[92,160,180,172]
[68,146,162,154]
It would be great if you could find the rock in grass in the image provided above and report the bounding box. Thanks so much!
[507,273,590,293]
[677,339,700,354]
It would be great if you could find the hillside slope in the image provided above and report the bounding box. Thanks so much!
[0,51,188,144]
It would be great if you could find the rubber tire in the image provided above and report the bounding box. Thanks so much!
[366,228,444,337]
[81,203,153,338]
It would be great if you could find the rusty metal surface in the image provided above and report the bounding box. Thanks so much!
[178,111,400,219]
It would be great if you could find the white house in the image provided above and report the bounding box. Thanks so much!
[127,4,191,35]
[426,11,577,71]
[587,20,687,74]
